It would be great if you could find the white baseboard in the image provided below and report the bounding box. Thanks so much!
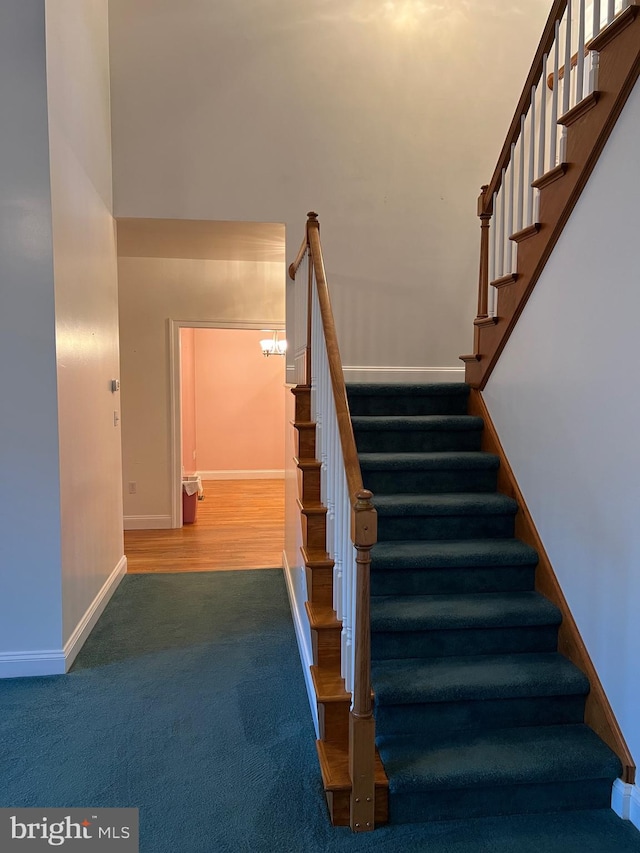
[342,366,465,383]
[63,555,127,671]
[612,779,640,829]
[0,556,126,679]
[197,470,285,481]
[282,550,319,736]
[0,649,66,678]
[124,515,172,530]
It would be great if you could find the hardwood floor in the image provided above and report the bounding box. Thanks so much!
[125,479,285,573]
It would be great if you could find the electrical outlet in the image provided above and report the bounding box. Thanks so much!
[128,482,137,494]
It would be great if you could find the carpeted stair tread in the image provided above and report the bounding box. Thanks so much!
[376,724,622,793]
[374,492,517,517]
[371,652,589,705]
[347,383,470,397]
[370,538,539,569]
[351,415,484,431]
[370,591,561,632]
[347,384,470,416]
[359,451,500,472]
[349,382,625,826]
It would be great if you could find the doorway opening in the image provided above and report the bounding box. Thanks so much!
[161,320,286,570]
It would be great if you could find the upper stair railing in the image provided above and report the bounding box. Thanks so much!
[289,212,377,832]
[471,0,634,328]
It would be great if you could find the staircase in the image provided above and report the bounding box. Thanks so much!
[348,381,623,823]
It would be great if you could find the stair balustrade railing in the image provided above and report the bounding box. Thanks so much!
[472,0,631,329]
[289,212,377,832]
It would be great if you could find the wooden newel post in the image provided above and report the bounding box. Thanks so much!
[304,212,319,387]
[349,489,377,832]
[476,186,491,320]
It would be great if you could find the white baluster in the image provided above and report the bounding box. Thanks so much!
[589,48,600,94]
[498,169,506,278]
[334,464,344,618]
[550,21,560,167]
[559,3,572,163]
[538,53,548,178]
[607,0,615,25]
[516,116,525,232]
[527,86,536,226]
[563,0,572,115]
[343,503,351,685]
[592,0,601,38]
[488,191,497,316]
[576,0,586,103]
[506,148,515,272]
[326,386,335,572]
[343,524,353,689]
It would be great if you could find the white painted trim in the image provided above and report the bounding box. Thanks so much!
[63,556,127,671]
[169,319,183,530]
[612,779,640,829]
[197,469,285,481]
[0,649,66,678]
[342,365,465,383]
[168,319,286,529]
[0,557,127,679]
[631,784,640,830]
[124,515,172,530]
[282,550,319,736]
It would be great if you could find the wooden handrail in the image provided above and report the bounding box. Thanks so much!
[288,212,314,281]
[483,0,568,213]
[298,212,377,832]
[306,220,370,513]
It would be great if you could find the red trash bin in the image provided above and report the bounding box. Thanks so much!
[182,476,202,524]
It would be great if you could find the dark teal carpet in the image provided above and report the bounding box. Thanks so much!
[1,571,640,852]
[349,383,631,826]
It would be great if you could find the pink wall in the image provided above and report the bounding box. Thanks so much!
[194,329,285,474]
[180,327,197,474]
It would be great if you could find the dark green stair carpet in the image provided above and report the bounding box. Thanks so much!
[348,382,624,825]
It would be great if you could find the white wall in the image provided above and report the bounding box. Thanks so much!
[483,79,640,768]
[192,329,286,477]
[108,0,550,374]
[46,0,125,654]
[0,0,124,677]
[117,219,285,526]
[0,0,64,669]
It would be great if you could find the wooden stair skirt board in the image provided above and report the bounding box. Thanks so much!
[464,5,640,389]
[291,384,390,826]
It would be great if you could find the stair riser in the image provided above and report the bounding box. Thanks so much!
[374,694,586,737]
[377,514,515,541]
[318,701,350,749]
[348,396,470,417]
[297,466,320,503]
[312,628,342,669]
[353,431,483,453]
[363,469,498,495]
[388,777,615,823]
[371,626,559,659]
[370,566,536,596]
[294,425,316,458]
[304,565,333,608]
[301,513,326,550]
